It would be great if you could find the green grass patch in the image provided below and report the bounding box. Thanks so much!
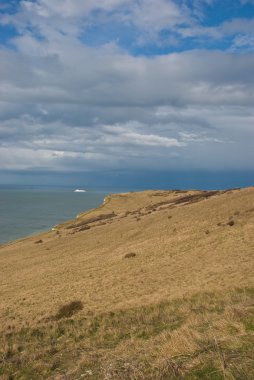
[186,363,224,380]
[243,316,254,332]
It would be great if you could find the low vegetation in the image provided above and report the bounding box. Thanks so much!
[34,239,43,244]
[0,187,254,379]
[53,300,84,320]
[0,288,254,379]
[124,252,136,259]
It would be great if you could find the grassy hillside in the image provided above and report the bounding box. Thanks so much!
[0,187,254,379]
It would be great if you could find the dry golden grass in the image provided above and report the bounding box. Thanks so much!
[0,187,254,379]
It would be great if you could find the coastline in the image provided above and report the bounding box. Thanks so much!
[0,186,251,247]
[0,189,108,246]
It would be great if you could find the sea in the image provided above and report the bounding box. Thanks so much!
[0,186,111,244]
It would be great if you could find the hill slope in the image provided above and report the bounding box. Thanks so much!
[0,187,254,379]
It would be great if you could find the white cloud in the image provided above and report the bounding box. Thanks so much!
[129,0,185,31]
[100,126,185,147]
[179,132,223,143]
[0,146,106,171]
[22,0,128,18]
[232,34,254,50]
[123,132,184,147]
[2,0,254,51]
[0,0,254,174]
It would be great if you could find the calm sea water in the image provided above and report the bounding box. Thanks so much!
[0,187,108,244]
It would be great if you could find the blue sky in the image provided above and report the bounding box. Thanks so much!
[0,0,254,188]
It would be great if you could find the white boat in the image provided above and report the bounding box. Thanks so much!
[74,189,86,193]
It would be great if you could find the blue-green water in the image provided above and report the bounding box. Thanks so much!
[0,187,108,244]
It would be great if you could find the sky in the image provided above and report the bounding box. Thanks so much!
[0,0,254,189]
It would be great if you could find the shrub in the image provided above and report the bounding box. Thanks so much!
[54,301,83,320]
[124,252,136,259]
[34,239,43,244]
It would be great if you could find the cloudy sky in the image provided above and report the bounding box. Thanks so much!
[0,0,254,188]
